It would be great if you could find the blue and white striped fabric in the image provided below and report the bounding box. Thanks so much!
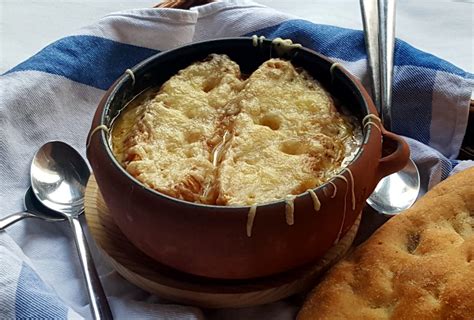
[0,1,473,318]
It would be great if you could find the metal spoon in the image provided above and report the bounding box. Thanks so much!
[30,141,113,320]
[361,0,420,215]
[0,188,65,230]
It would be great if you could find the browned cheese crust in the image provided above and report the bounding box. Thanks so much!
[298,167,474,320]
[112,54,361,206]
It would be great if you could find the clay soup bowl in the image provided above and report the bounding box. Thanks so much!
[87,38,409,279]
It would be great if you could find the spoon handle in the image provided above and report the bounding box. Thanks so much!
[69,216,113,320]
[360,0,396,130]
[0,211,32,230]
[378,0,396,131]
[360,0,381,114]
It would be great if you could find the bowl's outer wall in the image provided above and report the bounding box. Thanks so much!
[87,38,385,279]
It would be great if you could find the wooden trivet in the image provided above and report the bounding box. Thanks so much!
[85,175,360,308]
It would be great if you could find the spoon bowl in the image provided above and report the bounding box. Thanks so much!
[31,141,89,215]
[24,187,65,220]
[0,188,65,230]
[366,157,420,214]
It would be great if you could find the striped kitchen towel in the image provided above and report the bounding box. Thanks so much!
[1,0,473,318]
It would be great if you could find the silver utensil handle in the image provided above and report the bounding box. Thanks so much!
[360,0,396,130]
[360,0,381,114]
[0,211,31,230]
[378,0,396,131]
[69,216,113,320]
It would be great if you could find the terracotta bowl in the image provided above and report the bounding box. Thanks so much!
[87,38,409,280]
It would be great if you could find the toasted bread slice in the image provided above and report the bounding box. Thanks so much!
[112,54,243,203]
[217,59,357,205]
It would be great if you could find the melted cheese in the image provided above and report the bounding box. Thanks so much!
[111,54,244,203]
[328,168,356,244]
[246,204,257,237]
[334,174,348,242]
[212,130,232,166]
[217,59,360,205]
[307,189,321,212]
[111,54,362,208]
[271,37,302,56]
[285,195,296,226]
[329,62,343,83]
[252,35,266,47]
[362,114,382,136]
[329,181,337,198]
[87,124,109,149]
[347,168,356,210]
[252,35,258,47]
[125,68,136,85]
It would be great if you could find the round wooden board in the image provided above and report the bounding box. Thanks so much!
[85,175,360,308]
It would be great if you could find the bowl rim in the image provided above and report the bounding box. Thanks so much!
[96,36,376,211]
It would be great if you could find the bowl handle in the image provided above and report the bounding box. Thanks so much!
[375,128,410,182]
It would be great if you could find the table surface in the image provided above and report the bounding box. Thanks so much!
[0,0,473,74]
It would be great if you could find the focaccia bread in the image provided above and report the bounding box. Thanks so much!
[298,167,474,320]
